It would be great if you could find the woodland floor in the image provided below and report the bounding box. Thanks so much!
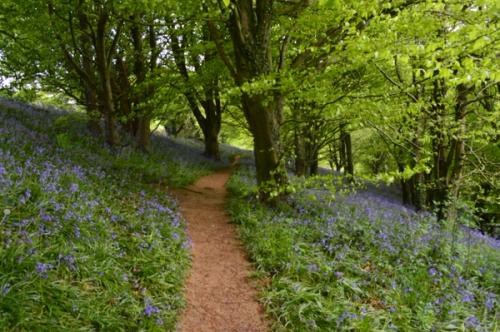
[172,166,268,332]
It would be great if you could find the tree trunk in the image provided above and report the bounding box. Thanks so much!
[203,126,221,160]
[78,2,101,136]
[398,162,412,206]
[130,15,152,151]
[169,23,222,160]
[345,133,354,177]
[294,130,307,176]
[116,55,136,135]
[340,123,353,179]
[83,87,101,135]
[95,11,118,146]
[137,115,151,152]
[309,148,319,175]
[410,174,424,210]
[309,159,319,176]
[446,83,468,221]
[242,93,286,194]
[217,1,288,200]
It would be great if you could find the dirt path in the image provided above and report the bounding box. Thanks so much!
[173,167,268,332]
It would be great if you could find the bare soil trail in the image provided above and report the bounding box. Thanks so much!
[173,166,268,332]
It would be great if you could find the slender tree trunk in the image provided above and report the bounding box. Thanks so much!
[398,163,412,205]
[428,78,450,220]
[294,128,307,176]
[309,149,319,175]
[168,23,222,160]
[83,86,101,135]
[78,3,100,135]
[137,115,151,151]
[340,123,353,178]
[344,131,354,177]
[116,56,136,135]
[446,83,468,221]
[130,15,152,151]
[95,11,117,146]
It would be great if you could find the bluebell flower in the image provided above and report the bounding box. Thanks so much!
[69,183,79,193]
[307,263,319,273]
[461,291,474,303]
[74,225,81,239]
[144,304,160,317]
[1,283,11,295]
[464,316,480,330]
[35,262,53,278]
[485,293,495,311]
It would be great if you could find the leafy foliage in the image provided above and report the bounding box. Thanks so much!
[0,100,224,330]
[228,166,499,331]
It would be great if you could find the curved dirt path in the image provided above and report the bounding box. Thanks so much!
[173,167,268,332]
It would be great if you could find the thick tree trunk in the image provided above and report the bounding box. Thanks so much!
[201,99,222,160]
[309,148,319,175]
[221,1,288,200]
[100,74,118,146]
[243,93,286,192]
[203,127,221,160]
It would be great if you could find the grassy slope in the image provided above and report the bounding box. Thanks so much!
[227,164,499,332]
[0,100,224,331]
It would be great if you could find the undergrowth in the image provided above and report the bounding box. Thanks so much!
[227,165,499,331]
[0,101,222,330]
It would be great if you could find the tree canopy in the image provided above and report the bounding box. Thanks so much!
[0,0,498,233]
